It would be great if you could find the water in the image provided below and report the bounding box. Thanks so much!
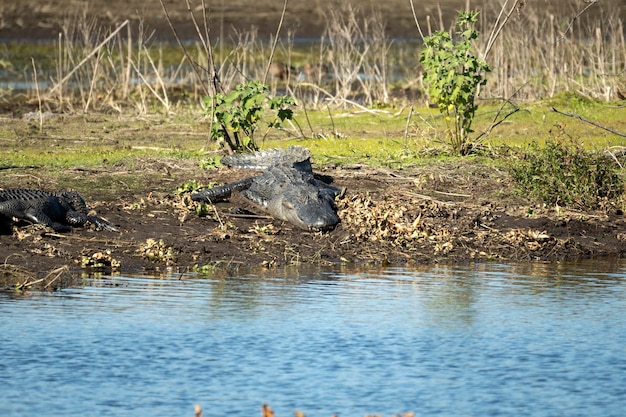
[1,260,626,417]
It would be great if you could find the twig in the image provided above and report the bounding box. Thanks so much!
[185,0,216,95]
[409,0,425,41]
[84,49,102,111]
[557,0,599,42]
[225,212,272,220]
[432,190,471,198]
[551,107,626,138]
[400,190,456,205]
[263,0,289,84]
[47,20,129,95]
[326,97,389,114]
[326,103,336,136]
[403,105,414,151]
[299,98,314,137]
[474,83,527,143]
[17,266,71,290]
[130,48,171,111]
[159,0,209,96]
[483,0,521,60]
[31,58,43,133]
[604,148,624,169]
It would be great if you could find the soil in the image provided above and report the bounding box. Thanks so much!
[2,150,626,286]
[2,0,626,288]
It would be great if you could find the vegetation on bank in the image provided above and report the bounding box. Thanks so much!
[1,0,625,213]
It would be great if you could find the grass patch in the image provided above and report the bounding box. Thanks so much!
[508,139,624,209]
[2,97,626,213]
[2,100,625,170]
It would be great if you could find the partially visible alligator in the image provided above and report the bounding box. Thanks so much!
[191,146,343,231]
[0,189,118,232]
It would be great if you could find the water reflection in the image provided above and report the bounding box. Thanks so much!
[1,259,626,417]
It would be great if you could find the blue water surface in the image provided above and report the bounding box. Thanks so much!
[1,260,626,417]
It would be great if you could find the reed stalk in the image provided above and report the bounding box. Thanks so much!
[8,0,623,114]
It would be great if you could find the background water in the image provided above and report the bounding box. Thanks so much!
[2,260,626,417]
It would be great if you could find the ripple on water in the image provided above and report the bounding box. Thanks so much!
[1,260,626,417]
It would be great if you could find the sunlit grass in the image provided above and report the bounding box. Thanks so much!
[265,99,626,164]
[2,97,625,171]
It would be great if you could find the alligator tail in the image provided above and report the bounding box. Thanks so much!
[221,146,312,170]
[191,177,255,203]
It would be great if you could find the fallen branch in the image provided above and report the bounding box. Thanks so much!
[551,107,626,138]
[13,266,72,291]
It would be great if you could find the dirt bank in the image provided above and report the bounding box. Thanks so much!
[2,151,626,288]
[2,0,626,288]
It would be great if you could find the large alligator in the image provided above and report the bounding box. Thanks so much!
[191,146,343,231]
[0,189,118,232]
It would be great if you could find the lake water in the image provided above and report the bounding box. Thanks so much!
[2,259,626,417]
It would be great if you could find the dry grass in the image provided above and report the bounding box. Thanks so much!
[2,0,624,116]
[479,0,626,102]
[0,264,75,291]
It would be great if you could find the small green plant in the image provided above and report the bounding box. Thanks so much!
[193,263,216,274]
[199,155,221,170]
[176,180,217,217]
[509,140,624,209]
[420,10,490,155]
[176,179,210,194]
[204,80,296,153]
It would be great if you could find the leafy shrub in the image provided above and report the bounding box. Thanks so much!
[203,80,296,153]
[509,140,624,209]
[420,10,490,155]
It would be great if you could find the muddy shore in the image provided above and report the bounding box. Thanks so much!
[2,0,626,287]
[2,148,626,286]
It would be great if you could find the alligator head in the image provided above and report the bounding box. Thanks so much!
[246,182,341,232]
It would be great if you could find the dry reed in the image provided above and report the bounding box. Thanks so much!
[9,0,624,113]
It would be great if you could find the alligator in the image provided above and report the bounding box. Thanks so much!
[0,189,118,232]
[191,146,343,231]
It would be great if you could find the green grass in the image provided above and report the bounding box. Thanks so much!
[0,109,209,169]
[508,139,624,209]
[2,96,625,171]
[259,98,626,166]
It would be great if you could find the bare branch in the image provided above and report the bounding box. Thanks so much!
[263,0,289,84]
[158,0,209,96]
[556,0,599,42]
[552,107,626,138]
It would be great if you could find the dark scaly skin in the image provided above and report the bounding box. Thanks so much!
[241,164,341,231]
[0,189,118,232]
[191,147,342,231]
[190,178,254,203]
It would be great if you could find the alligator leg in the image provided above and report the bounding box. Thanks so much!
[64,210,118,231]
[191,177,256,203]
[87,215,119,231]
[24,207,72,232]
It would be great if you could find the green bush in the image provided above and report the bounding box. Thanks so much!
[420,10,490,155]
[509,140,624,209]
[203,80,296,153]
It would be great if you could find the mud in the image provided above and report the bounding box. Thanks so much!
[2,154,625,286]
[2,0,626,287]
